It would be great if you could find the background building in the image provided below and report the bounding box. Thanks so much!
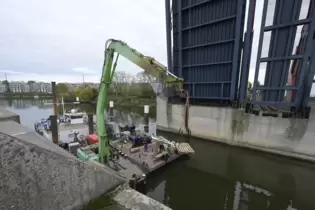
[0,81,99,93]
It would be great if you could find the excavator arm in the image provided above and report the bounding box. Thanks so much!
[97,39,184,164]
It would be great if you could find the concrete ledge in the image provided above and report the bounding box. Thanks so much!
[112,186,171,210]
[0,132,125,210]
[0,107,20,123]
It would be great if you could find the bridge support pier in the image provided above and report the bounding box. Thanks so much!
[157,97,315,162]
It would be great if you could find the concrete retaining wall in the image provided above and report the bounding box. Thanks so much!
[0,131,125,210]
[0,107,20,123]
[157,97,315,162]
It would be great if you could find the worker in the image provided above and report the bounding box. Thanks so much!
[144,142,148,152]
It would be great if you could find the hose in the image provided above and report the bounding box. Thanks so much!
[179,90,191,136]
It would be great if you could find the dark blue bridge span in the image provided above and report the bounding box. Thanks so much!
[166,0,315,114]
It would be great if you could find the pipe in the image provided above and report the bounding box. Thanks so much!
[88,114,94,134]
[51,81,59,144]
[144,105,149,133]
[109,101,114,121]
[165,0,172,72]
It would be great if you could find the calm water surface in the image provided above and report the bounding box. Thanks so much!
[2,99,315,210]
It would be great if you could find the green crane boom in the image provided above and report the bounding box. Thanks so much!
[97,39,184,164]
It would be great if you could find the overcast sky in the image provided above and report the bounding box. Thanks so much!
[0,0,167,83]
[0,0,314,94]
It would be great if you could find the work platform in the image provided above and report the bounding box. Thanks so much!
[109,138,194,185]
[78,130,194,188]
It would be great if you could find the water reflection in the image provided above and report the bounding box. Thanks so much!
[1,99,157,115]
[142,131,315,210]
[1,99,156,129]
[0,99,53,109]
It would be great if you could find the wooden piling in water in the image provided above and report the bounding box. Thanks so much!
[51,81,59,144]
[88,114,94,134]
[109,101,114,121]
[144,105,149,133]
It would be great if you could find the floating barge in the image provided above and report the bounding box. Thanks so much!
[33,109,194,189]
[77,125,195,188]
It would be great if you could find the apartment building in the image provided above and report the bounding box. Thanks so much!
[29,82,52,93]
[9,82,30,93]
[0,81,52,93]
[0,81,98,93]
[0,83,6,93]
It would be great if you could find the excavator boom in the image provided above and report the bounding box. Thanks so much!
[97,39,184,163]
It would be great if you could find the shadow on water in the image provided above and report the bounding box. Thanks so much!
[142,131,315,210]
[3,99,315,210]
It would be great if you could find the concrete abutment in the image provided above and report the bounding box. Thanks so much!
[157,97,315,162]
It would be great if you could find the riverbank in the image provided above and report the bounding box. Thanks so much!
[0,92,52,99]
[63,95,156,111]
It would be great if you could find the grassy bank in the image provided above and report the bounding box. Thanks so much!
[2,92,52,99]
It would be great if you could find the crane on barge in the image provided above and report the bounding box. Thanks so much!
[96,39,190,164]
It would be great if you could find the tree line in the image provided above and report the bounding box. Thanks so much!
[56,71,155,102]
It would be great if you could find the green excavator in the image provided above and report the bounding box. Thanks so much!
[96,39,188,164]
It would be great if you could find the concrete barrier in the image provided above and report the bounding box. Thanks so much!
[0,129,125,210]
[157,97,315,162]
[0,107,20,123]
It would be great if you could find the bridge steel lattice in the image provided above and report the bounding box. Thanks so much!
[251,0,315,111]
[166,0,315,111]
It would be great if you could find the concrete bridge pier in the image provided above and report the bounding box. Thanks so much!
[157,97,315,162]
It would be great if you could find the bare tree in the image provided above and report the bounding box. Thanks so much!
[111,71,133,96]
[134,72,150,83]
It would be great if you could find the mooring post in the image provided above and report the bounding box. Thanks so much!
[144,105,149,133]
[51,81,59,144]
[88,114,94,134]
[109,101,114,121]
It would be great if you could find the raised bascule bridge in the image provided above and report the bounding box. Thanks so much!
[158,0,315,162]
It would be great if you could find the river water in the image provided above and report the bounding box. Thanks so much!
[2,99,315,210]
